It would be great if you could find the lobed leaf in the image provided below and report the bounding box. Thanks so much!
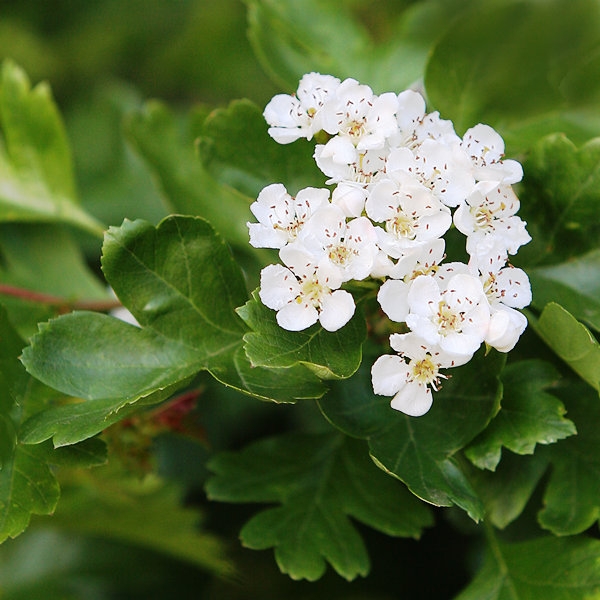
[465,360,576,471]
[0,60,103,236]
[237,290,366,380]
[455,535,600,600]
[320,349,505,520]
[206,432,432,581]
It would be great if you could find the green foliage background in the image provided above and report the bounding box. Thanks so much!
[0,0,600,598]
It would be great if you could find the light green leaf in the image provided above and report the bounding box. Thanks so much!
[425,0,600,152]
[198,99,323,197]
[319,349,505,520]
[206,432,432,581]
[529,249,600,331]
[245,0,435,94]
[0,60,103,236]
[538,381,600,535]
[533,303,600,391]
[455,535,600,600]
[237,290,366,380]
[125,100,251,250]
[465,360,576,471]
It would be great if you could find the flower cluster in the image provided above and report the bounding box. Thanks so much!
[249,73,532,416]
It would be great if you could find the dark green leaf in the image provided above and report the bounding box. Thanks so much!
[320,349,505,520]
[533,303,600,391]
[425,0,600,152]
[529,249,600,331]
[206,432,432,581]
[237,290,366,380]
[125,100,251,249]
[0,60,104,236]
[520,135,600,266]
[198,99,323,197]
[538,381,600,535]
[48,437,107,468]
[465,360,576,471]
[455,535,600,600]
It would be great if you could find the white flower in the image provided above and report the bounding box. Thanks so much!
[314,139,388,185]
[365,172,452,259]
[263,72,341,143]
[320,78,399,150]
[248,183,330,248]
[331,182,369,217]
[371,332,468,416]
[289,205,379,282]
[258,261,355,332]
[387,140,475,207]
[405,273,490,357]
[461,123,523,184]
[454,182,531,258]
[480,264,531,352]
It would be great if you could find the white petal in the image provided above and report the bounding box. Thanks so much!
[390,382,433,417]
[378,279,410,323]
[485,306,527,352]
[259,264,299,310]
[371,354,409,396]
[318,289,355,331]
[276,300,319,331]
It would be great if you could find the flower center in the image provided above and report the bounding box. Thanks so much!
[328,243,356,266]
[472,205,495,231]
[299,276,328,306]
[409,355,439,385]
[387,211,415,239]
[435,301,463,335]
[346,118,366,140]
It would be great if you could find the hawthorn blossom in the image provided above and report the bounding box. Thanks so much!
[365,172,452,258]
[319,78,399,150]
[263,72,341,143]
[289,204,380,282]
[461,124,523,184]
[371,332,468,416]
[258,261,355,332]
[404,273,490,358]
[248,183,329,248]
[454,182,531,260]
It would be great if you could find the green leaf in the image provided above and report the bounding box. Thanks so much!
[48,437,107,468]
[465,360,576,471]
[125,100,251,250]
[425,0,600,152]
[237,290,366,380]
[538,381,600,535]
[470,452,549,529]
[245,0,434,94]
[206,432,432,581]
[319,349,505,520]
[529,249,600,331]
[520,135,600,265]
[533,302,600,391]
[198,99,323,197]
[21,311,202,402]
[102,216,248,350]
[455,534,600,600]
[0,60,103,236]
[0,308,60,542]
